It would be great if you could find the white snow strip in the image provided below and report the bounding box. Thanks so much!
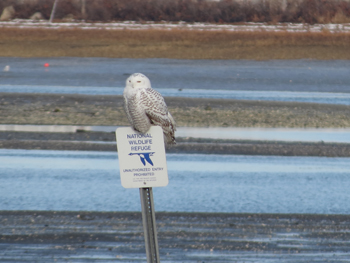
[1,19,350,33]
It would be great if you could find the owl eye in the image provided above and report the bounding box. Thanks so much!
[137,81,141,83]
[129,80,131,83]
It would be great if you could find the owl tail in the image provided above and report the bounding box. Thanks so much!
[165,113,176,145]
[164,132,176,145]
[164,131,176,145]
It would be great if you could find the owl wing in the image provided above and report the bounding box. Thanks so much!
[141,88,169,124]
[142,88,176,144]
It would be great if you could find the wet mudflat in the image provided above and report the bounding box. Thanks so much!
[1,211,350,262]
[1,93,350,129]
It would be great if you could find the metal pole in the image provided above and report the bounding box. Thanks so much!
[49,0,59,23]
[139,187,160,263]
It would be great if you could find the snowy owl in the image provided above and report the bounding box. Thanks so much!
[123,73,176,145]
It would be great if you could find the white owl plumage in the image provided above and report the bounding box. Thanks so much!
[123,73,176,144]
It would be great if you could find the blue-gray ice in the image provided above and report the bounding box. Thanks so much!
[1,149,349,214]
[1,58,350,104]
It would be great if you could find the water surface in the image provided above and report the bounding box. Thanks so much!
[1,149,349,214]
[2,84,350,105]
[1,58,350,104]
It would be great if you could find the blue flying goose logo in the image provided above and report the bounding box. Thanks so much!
[129,152,155,166]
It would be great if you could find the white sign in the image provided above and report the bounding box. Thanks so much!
[116,126,169,188]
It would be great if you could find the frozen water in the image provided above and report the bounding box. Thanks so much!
[1,149,349,214]
[1,58,350,104]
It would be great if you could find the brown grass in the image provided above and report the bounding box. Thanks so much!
[1,27,350,59]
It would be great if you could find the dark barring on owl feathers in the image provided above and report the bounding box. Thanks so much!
[123,73,176,145]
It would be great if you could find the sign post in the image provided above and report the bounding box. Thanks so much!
[140,187,160,263]
[116,126,168,263]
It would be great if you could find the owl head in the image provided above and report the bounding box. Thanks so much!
[126,73,151,90]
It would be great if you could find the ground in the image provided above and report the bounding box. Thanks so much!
[1,211,350,262]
